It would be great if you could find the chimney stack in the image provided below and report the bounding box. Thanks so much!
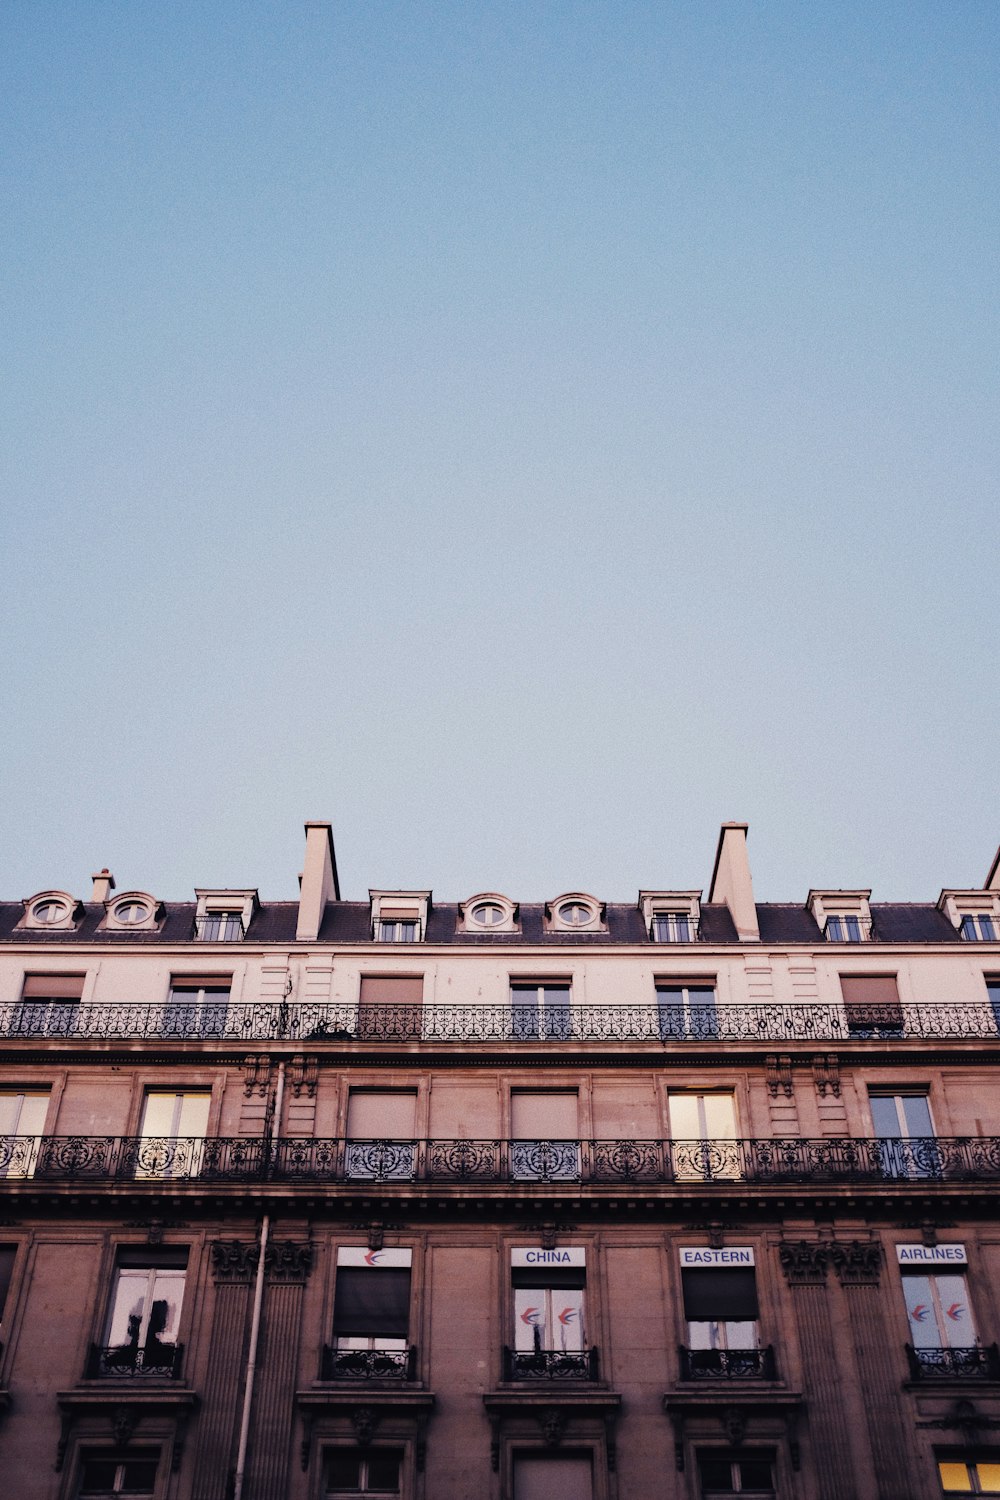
[708,823,759,941]
[296,822,340,940]
[91,868,116,903]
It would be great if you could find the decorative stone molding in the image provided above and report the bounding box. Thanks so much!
[242,1055,272,1098]
[766,1055,793,1098]
[779,1240,829,1285]
[916,1399,1000,1442]
[830,1240,881,1288]
[288,1054,318,1098]
[350,1405,379,1446]
[812,1054,841,1097]
[268,1241,313,1283]
[211,1240,259,1283]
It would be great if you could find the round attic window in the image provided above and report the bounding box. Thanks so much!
[558,901,595,926]
[32,900,68,925]
[114,901,150,925]
[471,902,505,927]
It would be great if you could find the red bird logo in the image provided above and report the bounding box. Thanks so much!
[946,1303,965,1321]
[364,1250,385,1266]
[557,1307,579,1326]
[910,1304,929,1321]
[520,1307,544,1326]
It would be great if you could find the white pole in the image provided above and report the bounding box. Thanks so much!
[232,1060,285,1500]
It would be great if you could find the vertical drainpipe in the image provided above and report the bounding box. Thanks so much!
[233,1059,285,1500]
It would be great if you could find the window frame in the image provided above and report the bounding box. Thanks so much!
[508,979,574,1041]
[99,1250,189,1378]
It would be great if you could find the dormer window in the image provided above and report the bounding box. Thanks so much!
[193,889,257,942]
[459,894,518,934]
[546,894,605,933]
[808,891,873,943]
[19,892,81,932]
[640,892,701,943]
[370,892,430,944]
[379,919,419,943]
[104,892,163,932]
[937,890,1000,942]
[961,914,998,942]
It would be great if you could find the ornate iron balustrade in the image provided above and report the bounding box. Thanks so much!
[86,1341,184,1379]
[4,1134,1000,1188]
[504,1347,599,1381]
[905,1343,1000,1381]
[679,1345,777,1380]
[320,1346,416,1381]
[2,999,999,1043]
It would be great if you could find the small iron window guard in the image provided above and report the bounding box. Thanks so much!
[194,913,245,942]
[679,1345,777,1380]
[504,1347,599,1381]
[905,1344,1000,1382]
[320,1346,417,1381]
[87,1341,184,1379]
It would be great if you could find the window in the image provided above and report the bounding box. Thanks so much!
[167,977,231,1037]
[471,902,505,926]
[513,1453,594,1499]
[329,1247,412,1378]
[17,973,85,1035]
[105,894,161,932]
[0,1088,49,1178]
[698,1453,775,1497]
[510,1092,580,1181]
[938,1455,1000,1493]
[988,979,1000,1033]
[346,1092,417,1180]
[324,1448,402,1495]
[668,1093,740,1180]
[547,896,603,933]
[77,1451,160,1496]
[961,915,998,942]
[904,1265,980,1375]
[557,902,593,927]
[510,1250,588,1378]
[652,912,696,943]
[681,1260,760,1374]
[840,975,904,1036]
[510,982,572,1041]
[194,910,243,941]
[22,892,79,930]
[870,1092,938,1179]
[378,920,418,943]
[0,1244,16,1331]
[135,1091,210,1179]
[358,976,423,1041]
[98,1250,187,1377]
[825,915,871,942]
[655,981,718,1040]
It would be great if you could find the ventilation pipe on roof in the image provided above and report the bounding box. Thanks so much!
[296,822,340,940]
[708,823,760,941]
[91,869,115,903]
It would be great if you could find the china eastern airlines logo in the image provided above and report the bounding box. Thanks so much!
[520,1307,545,1327]
[557,1307,579,1327]
[364,1250,386,1266]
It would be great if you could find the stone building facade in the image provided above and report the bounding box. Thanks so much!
[1,821,1000,1500]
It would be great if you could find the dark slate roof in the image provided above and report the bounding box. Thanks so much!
[0,899,970,946]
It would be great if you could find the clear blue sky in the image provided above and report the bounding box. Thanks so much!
[2,2,997,903]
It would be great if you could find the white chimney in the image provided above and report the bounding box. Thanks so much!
[296,822,340,940]
[91,868,116,903]
[708,823,759,941]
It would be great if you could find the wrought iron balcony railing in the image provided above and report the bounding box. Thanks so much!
[86,1341,184,1379]
[905,1344,1000,1382]
[2,999,999,1043]
[320,1345,417,1381]
[679,1345,777,1380]
[193,914,245,942]
[504,1347,599,1381]
[4,1134,1000,1188]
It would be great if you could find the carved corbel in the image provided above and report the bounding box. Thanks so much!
[288,1054,318,1098]
[242,1055,272,1098]
[538,1408,566,1448]
[211,1240,259,1283]
[172,1410,190,1473]
[300,1411,314,1472]
[670,1410,686,1472]
[604,1411,617,1472]
[111,1405,137,1448]
[268,1241,314,1283]
[55,1410,74,1472]
[778,1240,829,1286]
[765,1055,793,1098]
[812,1054,840,1097]
[490,1418,501,1472]
[830,1240,881,1287]
[416,1413,429,1473]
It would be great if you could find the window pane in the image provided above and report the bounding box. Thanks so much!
[903,1274,938,1348]
[326,1450,362,1488]
[366,1450,403,1489]
[698,1459,735,1489]
[121,1459,160,1492]
[739,1460,774,1487]
[976,1463,1000,1490]
[668,1094,701,1138]
[901,1095,933,1138]
[682,1268,758,1322]
[937,1274,976,1348]
[333,1268,411,1339]
[702,1095,737,1139]
[938,1462,973,1491]
[870,1096,902,1136]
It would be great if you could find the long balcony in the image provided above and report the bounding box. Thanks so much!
[3,1134,1000,1188]
[2,999,999,1044]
